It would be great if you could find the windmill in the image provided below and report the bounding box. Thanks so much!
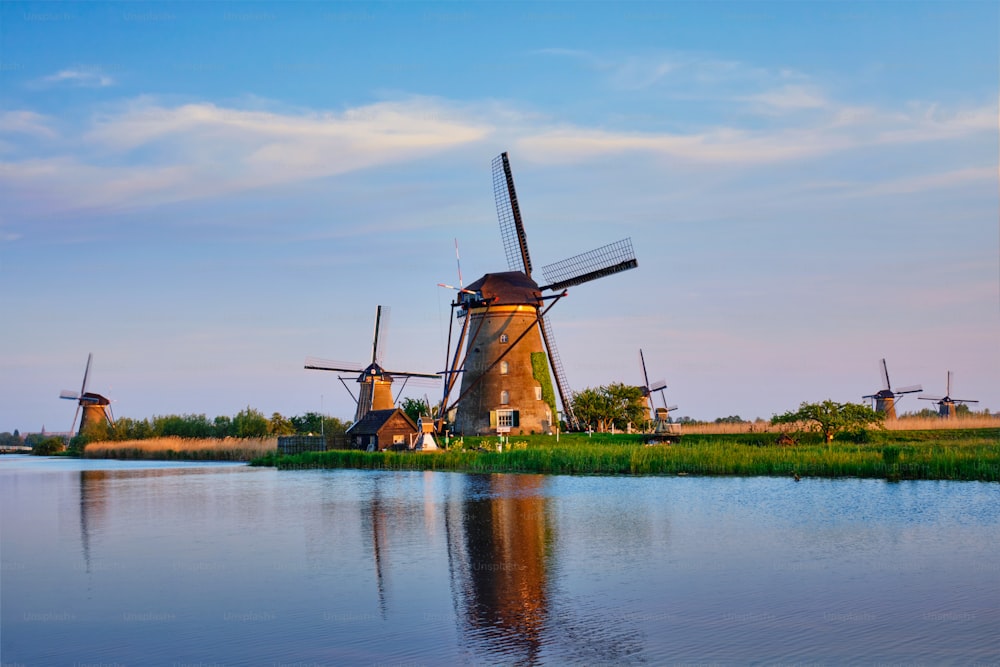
[918,371,978,418]
[437,152,638,435]
[305,305,440,423]
[638,349,677,422]
[862,358,922,419]
[60,353,114,435]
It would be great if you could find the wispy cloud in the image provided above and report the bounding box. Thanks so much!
[0,96,492,214]
[35,66,116,88]
[0,110,57,139]
[516,101,995,164]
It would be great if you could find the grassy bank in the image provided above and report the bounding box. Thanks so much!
[253,430,1000,481]
[85,436,276,461]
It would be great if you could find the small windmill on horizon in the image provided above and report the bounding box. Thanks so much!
[638,349,677,422]
[305,305,440,423]
[436,151,638,436]
[919,371,978,418]
[862,358,922,420]
[60,353,115,435]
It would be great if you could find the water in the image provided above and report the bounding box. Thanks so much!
[2,456,998,665]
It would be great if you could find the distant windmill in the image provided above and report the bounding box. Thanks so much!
[638,349,676,422]
[60,353,114,435]
[437,152,638,435]
[918,371,978,418]
[305,305,440,423]
[862,358,922,419]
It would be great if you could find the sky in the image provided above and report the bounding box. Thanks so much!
[1,1,997,433]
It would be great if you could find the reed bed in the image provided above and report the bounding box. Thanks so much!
[256,434,1000,482]
[85,436,277,461]
[683,415,1000,434]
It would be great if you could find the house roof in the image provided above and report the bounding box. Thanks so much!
[346,408,417,436]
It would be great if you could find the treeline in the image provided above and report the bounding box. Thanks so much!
[77,409,350,445]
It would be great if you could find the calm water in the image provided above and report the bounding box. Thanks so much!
[1,456,998,666]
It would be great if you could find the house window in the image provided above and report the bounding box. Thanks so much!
[500,390,510,405]
[535,386,542,401]
[500,361,509,375]
[393,434,405,445]
[499,334,509,343]
[496,409,515,428]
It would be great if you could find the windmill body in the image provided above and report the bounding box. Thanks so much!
[442,152,638,436]
[306,306,439,424]
[60,353,114,435]
[453,272,556,435]
[862,358,921,420]
[919,371,978,418]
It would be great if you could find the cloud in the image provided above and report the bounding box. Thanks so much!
[0,111,57,139]
[0,96,492,213]
[515,101,995,164]
[37,66,116,88]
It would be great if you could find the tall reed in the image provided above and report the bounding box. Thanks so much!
[85,437,277,461]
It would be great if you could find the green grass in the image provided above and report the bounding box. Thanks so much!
[252,429,1000,481]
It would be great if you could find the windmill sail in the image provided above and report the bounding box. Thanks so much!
[492,152,532,275]
[540,238,638,292]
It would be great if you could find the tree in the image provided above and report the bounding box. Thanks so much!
[268,412,295,436]
[400,397,431,425]
[31,436,67,455]
[571,383,648,432]
[771,400,883,443]
[232,407,268,438]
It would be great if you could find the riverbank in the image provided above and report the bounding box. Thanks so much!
[252,430,1000,481]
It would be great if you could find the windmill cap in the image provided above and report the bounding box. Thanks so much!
[464,271,542,306]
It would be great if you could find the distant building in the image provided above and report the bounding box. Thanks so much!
[346,408,419,451]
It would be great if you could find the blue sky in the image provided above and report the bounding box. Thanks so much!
[1,1,997,433]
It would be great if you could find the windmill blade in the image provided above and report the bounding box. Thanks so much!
[946,371,953,396]
[381,370,441,382]
[304,357,365,373]
[895,384,922,395]
[666,405,679,412]
[80,353,93,396]
[919,395,945,402]
[60,390,80,400]
[952,398,979,404]
[649,380,667,393]
[537,312,579,430]
[540,238,638,292]
[639,349,651,390]
[879,358,891,391]
[492,152,532,276]
[371,305,391,365]
[453,238,465,290]
[70,403,82,435]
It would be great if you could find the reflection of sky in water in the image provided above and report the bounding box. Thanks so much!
[1,457,998,665]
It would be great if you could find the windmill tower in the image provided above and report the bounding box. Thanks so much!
[438,152,638,436]
[918,371,978,418]
[862,358,922,419]
[60,353,114,435]
[305,305,439,423]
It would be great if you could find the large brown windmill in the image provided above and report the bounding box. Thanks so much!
[305,305,440,423]
[918,371,978,418]
[862,358,922,419]
[437,152,638,436]
[60,353,115,435]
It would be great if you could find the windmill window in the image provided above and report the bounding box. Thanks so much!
[496,409,515,428]
[499,334,509,344]
[535,386,542,401]
[500,390,510,405]
[500,361,509,375]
